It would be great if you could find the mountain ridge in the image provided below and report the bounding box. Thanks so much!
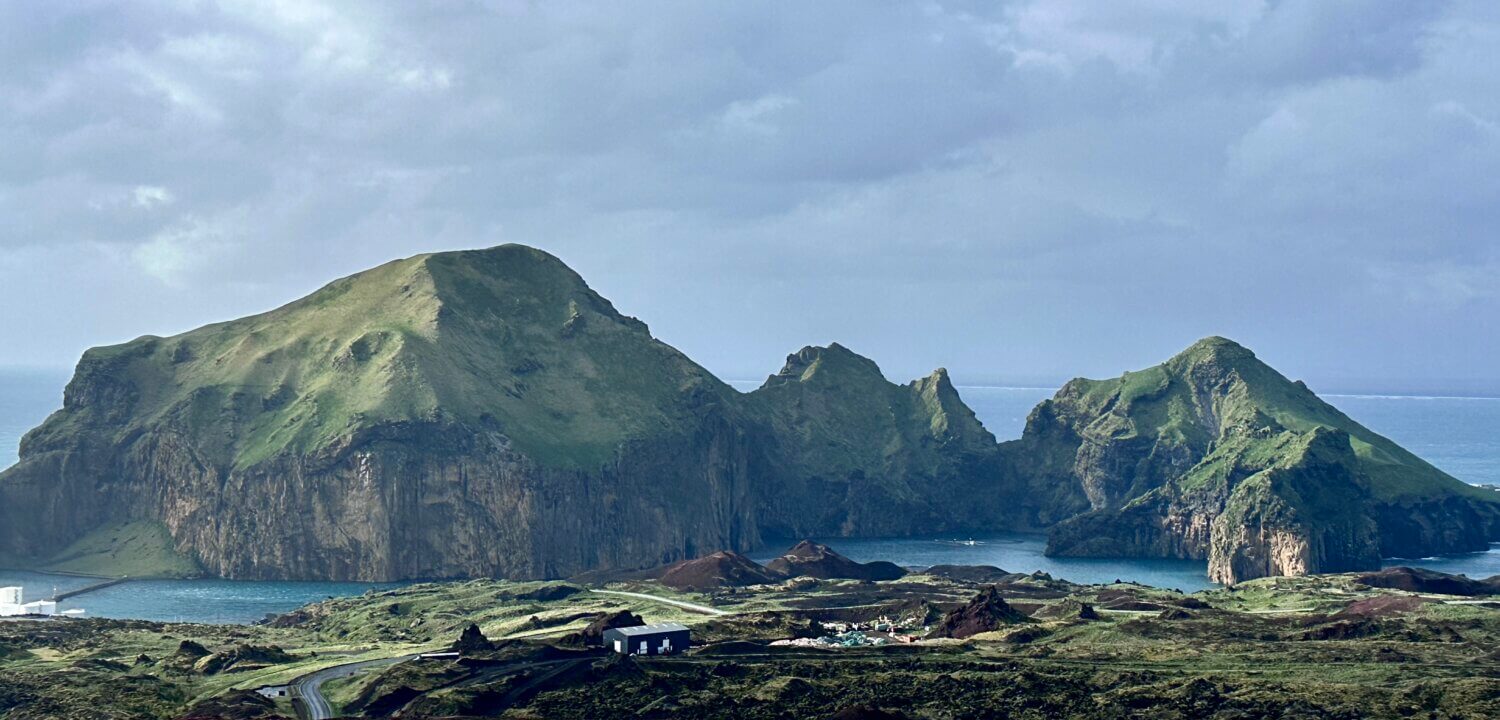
[2,245,1496,583]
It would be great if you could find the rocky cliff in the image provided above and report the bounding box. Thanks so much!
[0,246,763,580]
[744,344,1007,538]
[2,249,1496,584]
[0,246,1007,581]
[1027,337,1500,583]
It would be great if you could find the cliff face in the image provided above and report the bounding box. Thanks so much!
[0,246,763,580]
[1028,338,1499,582]
[2,248,1496,584]
[744,344,1008,538]
[0,246,1012,581]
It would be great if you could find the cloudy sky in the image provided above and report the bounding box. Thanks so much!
[2,1,1497,393]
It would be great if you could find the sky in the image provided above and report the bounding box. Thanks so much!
[1,1,1498,394]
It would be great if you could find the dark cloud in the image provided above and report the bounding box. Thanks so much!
[0,0,1496,394]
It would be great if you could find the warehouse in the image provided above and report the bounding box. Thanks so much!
[602,623,690,656]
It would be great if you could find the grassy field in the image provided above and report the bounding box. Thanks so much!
[1,570,1497,719]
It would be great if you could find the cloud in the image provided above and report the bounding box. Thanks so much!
[132,185,175,209]
[0,1,1498,391]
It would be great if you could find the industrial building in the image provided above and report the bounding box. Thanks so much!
[602,623,690,656]
[0,586,59,617]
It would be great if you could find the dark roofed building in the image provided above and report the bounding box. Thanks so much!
[602,623,690,656]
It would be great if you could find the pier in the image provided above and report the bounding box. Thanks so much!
[53,576,129,601]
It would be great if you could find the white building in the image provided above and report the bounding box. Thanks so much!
[0,587,59,617]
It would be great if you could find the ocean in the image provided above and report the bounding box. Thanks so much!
[1,372,1497,621]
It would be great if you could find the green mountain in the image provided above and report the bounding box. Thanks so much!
[1,249,1494,583]
[1022,337,1500,583]
[0,246,1005,581]
[745,344,1005,538]
[0,246,759,580]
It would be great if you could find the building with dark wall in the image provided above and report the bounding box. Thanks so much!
[602,623,690,656]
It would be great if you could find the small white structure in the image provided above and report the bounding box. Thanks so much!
[0,587,59,617]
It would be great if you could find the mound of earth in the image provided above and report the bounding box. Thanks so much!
[451,623,495,654]
[1337,595,1433,617]
[660,550,779,590]
[1032,598,1099,621]
[922,564,1015,583]
[829,705,911,720]
[176,689,291,720]
[508,584,584,602]
[193,644,295,675]
[569,610,645,647]
[765,541,906,581]
[1353,566,1498,596]
[933,586,1029,639]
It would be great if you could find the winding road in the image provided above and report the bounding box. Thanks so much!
[589,589,729,616]
[290,655,413,720]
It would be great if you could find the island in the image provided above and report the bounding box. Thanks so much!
[1,245,1497,583]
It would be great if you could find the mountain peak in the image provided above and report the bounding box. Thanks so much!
[1169,336,1257,367]
[762,343,887,388]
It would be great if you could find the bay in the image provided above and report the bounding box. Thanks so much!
[0,373,1497,622]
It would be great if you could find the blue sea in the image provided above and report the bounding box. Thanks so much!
[2,372,1498,621]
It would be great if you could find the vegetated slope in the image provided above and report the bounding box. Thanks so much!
[1019,337,1500,583]
[0,246,762,580]
[2,244,1495,585]
[0,246,1010,582]
[744,344,1009,538]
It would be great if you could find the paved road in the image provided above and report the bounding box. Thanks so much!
[590,589,729,616]
[291,655,413,720]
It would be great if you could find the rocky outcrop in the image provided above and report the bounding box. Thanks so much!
[1,247,1495,584]
[659,550,778,590]
[1354,567,1500,597]
[0,247,1008,582]
[451,624,495,654]
[746,345,1010,539]
[764,540,905,581]
[932,586,1029,639]
[1021,337,1500,582]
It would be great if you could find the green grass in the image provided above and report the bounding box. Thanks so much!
[41,520,201,578]
[22,245,735,473]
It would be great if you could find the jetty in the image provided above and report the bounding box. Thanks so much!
[54,576,129,602]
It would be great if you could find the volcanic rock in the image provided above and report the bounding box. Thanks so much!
[451,623,495,654]
[923,564,1015,583]
[933,586,1029,639]
[659,550,779,590]
[1353,567,1498,597]
[572,610,645,647]
[765,541,905,581]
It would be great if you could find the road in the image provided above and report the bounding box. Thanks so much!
[589,589,729,616]
[290,655,412,720]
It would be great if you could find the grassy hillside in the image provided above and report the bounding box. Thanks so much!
[27,246,732,472]
[1064,336,1491,504]
[39,520,202,578]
